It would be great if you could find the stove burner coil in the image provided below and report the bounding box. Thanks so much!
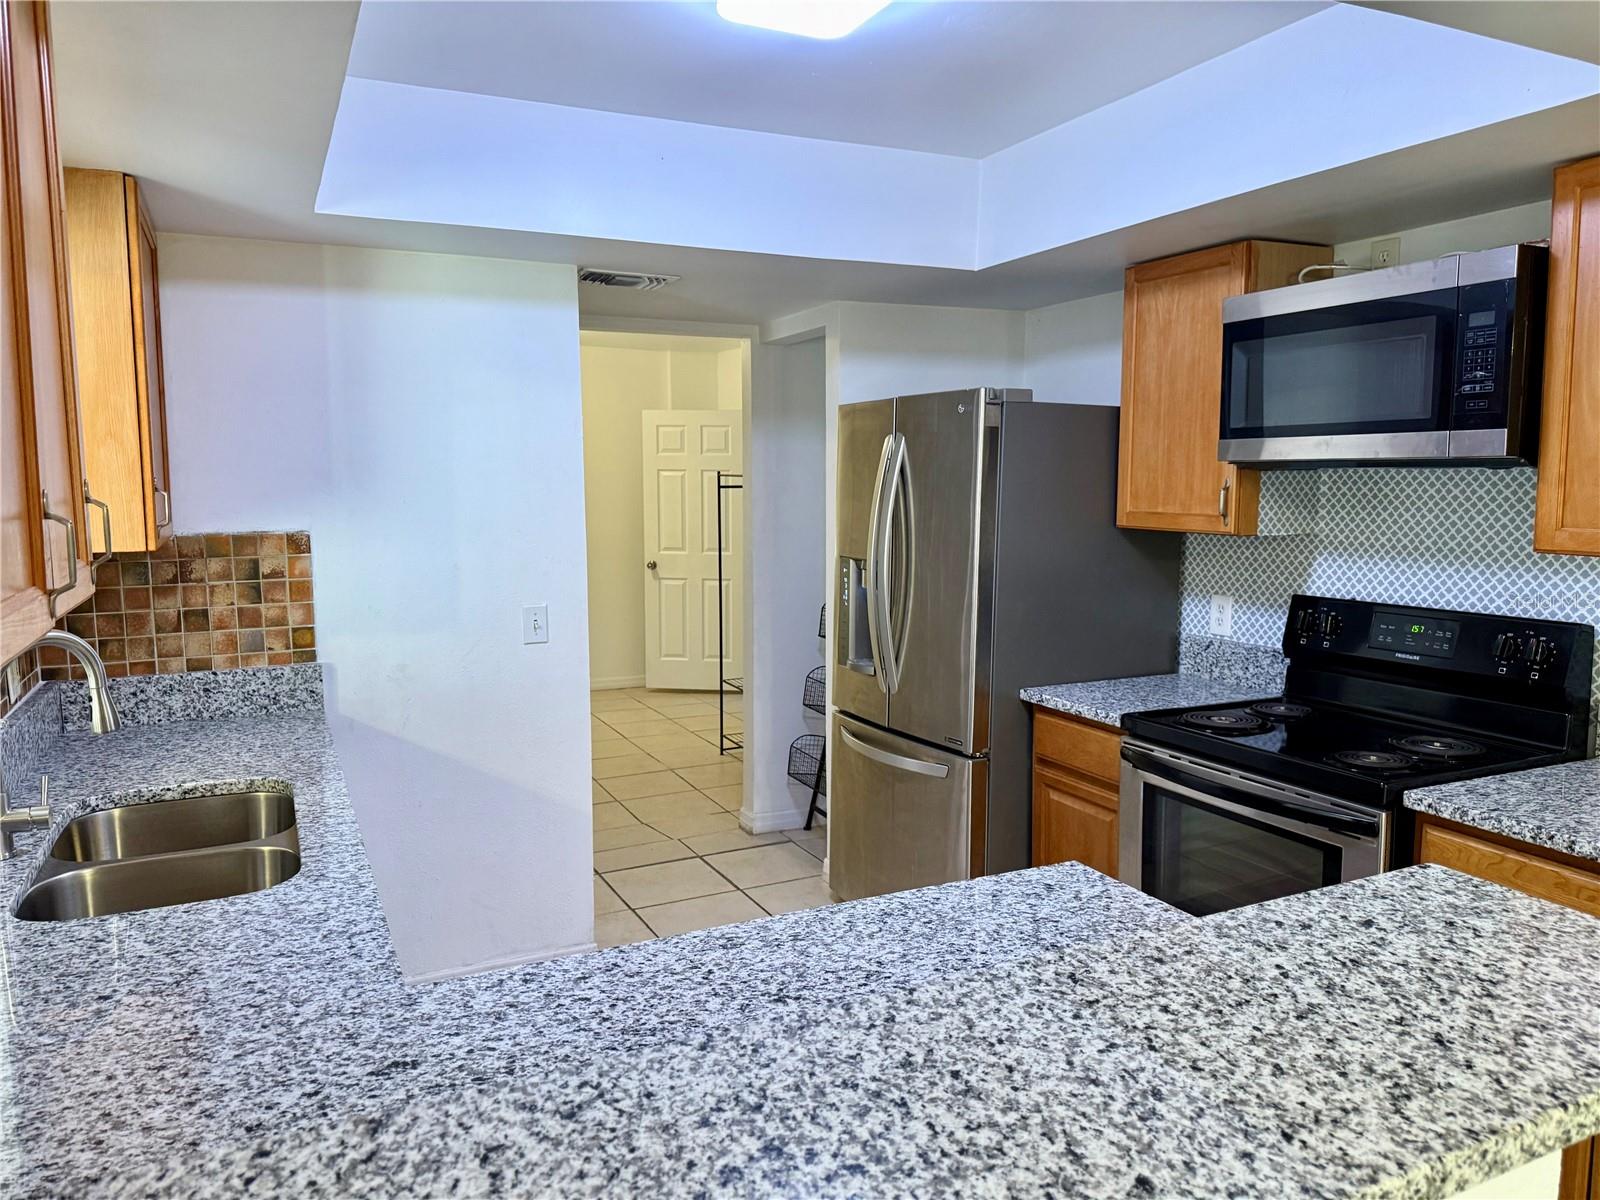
[1179,710,1270,734]
[1328,749,1414,772]
[1391,734,1486,760]
[1249,701,1313,721]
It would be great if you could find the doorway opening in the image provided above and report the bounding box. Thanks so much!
[579,328,830,947]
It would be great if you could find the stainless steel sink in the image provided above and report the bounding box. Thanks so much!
[13,789,301,922]
[50,791,296,862]
[15,843,301,921]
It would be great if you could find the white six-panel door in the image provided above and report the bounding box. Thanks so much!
[642,410,743,690]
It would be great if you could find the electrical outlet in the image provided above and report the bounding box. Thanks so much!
[1209,594,1235,637]
[522,605,549,645]
[1371,237,1401,269]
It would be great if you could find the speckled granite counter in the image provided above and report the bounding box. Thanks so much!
[1406,757,1600,865]
[5,681,1600,1198]
[0,698,1186,1198]
[1022,673,1269,727]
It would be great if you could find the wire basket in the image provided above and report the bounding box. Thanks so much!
[787,734,826,796]
[818,603,827,639]
[802,666,826,714]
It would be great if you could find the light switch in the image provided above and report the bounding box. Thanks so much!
[522,605,549,645]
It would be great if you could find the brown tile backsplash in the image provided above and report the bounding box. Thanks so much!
[42,532,317,681]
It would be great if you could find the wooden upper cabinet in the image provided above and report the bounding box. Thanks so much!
[65,168,172,552]
[1,0,93,664]
[1535,155,1600,557]
[1117,240,1330,535]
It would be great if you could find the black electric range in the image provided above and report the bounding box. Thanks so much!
[1116,595,1594,916]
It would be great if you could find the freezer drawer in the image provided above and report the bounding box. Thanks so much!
[829,713,987,902]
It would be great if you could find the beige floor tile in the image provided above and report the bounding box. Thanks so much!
[594,875,626,915]
[594,839,696,873]
[648,744,728,769]
[592,824,672,851]
[590,718,613,738]
[604,858,734,908]
[675,762,744,790]
[681,827,787,856]
[667,713,719,731]
[590,738,639,760]
[636,891,766,937]
[646,810,741,840]
[596,909,654,948]
[627,731,709,753]
[785,829,827,861]
[646,702,719,719]
[598,716,683,737]
[592,781,610,804]
[591,753,667,780]
[746,875,835,916]
[705,842,821,889]
[701,784,743,812]
[621,791,720,825]
[599,772,691,801]
[591,696,652,714]
[593,802,639,830]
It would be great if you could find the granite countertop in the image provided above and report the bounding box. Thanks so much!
[0,702,1186,1198]
[4,682,1600,1198]
[1406,757,1600,865]
[1022,673,1270,727]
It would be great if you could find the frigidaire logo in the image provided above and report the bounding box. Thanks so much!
[1395,652,1423,661]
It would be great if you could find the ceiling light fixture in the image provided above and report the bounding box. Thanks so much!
[716,0,891,40]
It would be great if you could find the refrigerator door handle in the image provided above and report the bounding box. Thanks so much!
[890,434,915,683]
[838,726,950,779]
[864,433,896,694]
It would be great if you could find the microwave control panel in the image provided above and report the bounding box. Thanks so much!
[1452,278,1512,427]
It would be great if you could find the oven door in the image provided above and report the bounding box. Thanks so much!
[1220,260,1461,465]
[1119,741,1390,917]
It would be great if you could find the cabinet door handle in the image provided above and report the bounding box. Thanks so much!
[1218,478,1231,523]
[154,486,171,528]
[84,479,114,568]
[41,489,78,613]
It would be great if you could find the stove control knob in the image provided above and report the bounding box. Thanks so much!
[1294,609,1317,636]
[1524,637,1557,668]
[1493,633,1523,663]
[1317,611,1342,638]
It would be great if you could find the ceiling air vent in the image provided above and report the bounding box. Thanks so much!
[578,268,681,290]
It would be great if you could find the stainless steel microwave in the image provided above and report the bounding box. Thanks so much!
[1219,243,1547,466]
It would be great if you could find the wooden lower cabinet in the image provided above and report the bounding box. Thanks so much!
[1031,707,1123,877]
[1416,814,1600,1195]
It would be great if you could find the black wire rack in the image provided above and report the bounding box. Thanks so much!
[787,734,826,797]
[716,471,744,755]
[818,603,826,639]
[802,666,827,714]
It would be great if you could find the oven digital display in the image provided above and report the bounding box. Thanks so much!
[1369,611,1461,657]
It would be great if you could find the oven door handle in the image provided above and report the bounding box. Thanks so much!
[1121,743,1384,840]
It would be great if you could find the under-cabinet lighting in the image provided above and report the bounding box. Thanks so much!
[716,0,891,39]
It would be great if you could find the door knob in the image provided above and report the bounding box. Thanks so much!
[646,560,657,570]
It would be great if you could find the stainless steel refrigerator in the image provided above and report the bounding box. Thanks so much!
[830,388,1181,901]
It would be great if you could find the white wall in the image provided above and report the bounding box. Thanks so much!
[580,335,745,689]
[1022,290,1124,405]
[158,234,592,981]
[1333,199,1551,268]
[744,335,827,832]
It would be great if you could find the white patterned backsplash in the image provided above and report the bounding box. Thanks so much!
[1181,467,1600,693]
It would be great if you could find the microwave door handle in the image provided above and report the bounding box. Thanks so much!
[865,434,895,694]
[839,726,950,779]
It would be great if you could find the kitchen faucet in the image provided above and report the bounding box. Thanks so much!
[1,630,121,858]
